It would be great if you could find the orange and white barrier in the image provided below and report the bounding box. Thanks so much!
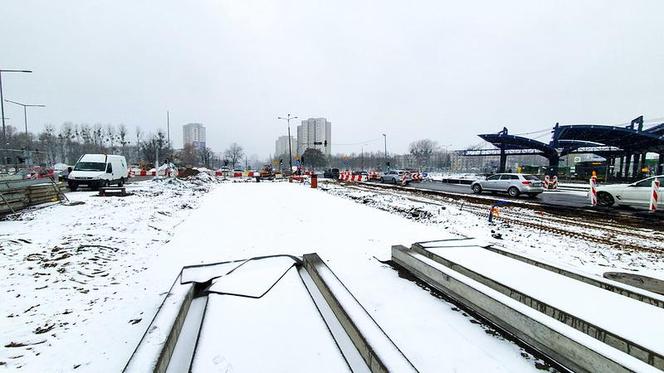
[650,179,660,213]
[543,175,558,190]
[338,171,367,182]
[589,176,598,206]
[401,172,422,185]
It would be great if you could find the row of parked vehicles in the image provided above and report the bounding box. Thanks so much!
[467,172,664,210]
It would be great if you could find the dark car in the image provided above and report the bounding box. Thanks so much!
[324,168,340,179]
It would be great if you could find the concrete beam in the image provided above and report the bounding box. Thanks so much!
[413,241,664,310]
[392,245,660,373]
[302,253,418,373]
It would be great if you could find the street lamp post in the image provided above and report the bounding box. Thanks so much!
[0,69,32,166]
[277,113,298,173]
[4,99,46,136]
[382,133,387,171]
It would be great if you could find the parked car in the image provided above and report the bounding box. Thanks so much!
[323,168,340,179]
[470,173,543,198]
[595,175,664,209]
[68,154,129,191]
[380,170,406,184]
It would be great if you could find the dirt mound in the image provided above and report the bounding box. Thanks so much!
[177,168,200,178]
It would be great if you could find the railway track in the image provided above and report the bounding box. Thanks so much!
[338,182,664,254]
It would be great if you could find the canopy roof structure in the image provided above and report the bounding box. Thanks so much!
[477,133,559,162]
[552,124,664,154]
[473,117,664,176]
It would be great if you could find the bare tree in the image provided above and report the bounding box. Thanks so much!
[409,139,438,169]
[223,143,244,169]
[179,143,198,166]
[118,124,128,158]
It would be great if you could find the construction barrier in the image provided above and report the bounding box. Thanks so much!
[551,175,558,190]
[401,172,422,186]
[338,171,367,182]
[589,176,598,206]
[650,179,660,213]
[543,175,558,190]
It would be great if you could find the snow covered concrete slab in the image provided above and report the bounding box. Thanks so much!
[208,255,297,297]
[416,239,664,309]
[191,267,350,373]
[405,243,664,369]
[393,245,661,373]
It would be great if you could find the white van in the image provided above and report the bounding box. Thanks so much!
[68,154,129,191]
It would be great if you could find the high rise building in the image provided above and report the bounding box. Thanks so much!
[297,118,331,156]
[275,135,296,158]
[183,123,206,151]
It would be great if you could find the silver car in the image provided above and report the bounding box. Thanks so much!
[471,173,544,198]
[380,170,406,184]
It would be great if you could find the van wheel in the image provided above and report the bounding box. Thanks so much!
[380,177,385,183]
[118,178,124,187]
[508,187,520,198]
[68,182,78,191]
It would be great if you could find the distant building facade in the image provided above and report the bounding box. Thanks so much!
[297,118,331,156]
[275,135,296,158]
[183,123,206,151]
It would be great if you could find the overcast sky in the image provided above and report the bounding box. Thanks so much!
[1,0,663,158]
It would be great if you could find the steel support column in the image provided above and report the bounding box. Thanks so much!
[617,156,624,178]
[658,153,664,175]
[632,153,641,179]
[624,154,632,178]
[499,146,506,172]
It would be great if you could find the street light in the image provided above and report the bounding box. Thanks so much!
[4,99,45,136]
[277,113,298,172]
[0,69,32,165]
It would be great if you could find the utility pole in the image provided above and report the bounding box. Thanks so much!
[166,110,170,145]
[0,69,32,166]
[361,145,365,171]
[382,133,387,171]
[277,113,298,173]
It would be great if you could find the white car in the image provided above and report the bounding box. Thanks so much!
[595,175,664,209]
[68,154,129,191]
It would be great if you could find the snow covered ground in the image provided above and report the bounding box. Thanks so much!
[1,179,560,372]
[320,182,664,280]
[0,176,214,371]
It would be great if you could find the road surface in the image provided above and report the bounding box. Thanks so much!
[406,181,589,207]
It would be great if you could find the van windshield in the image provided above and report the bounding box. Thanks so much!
[74,162,106,171]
